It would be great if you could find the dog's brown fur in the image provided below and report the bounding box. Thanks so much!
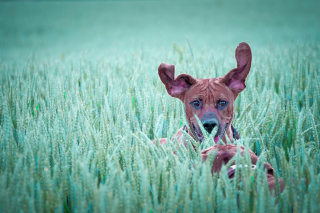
[156,42,285,194]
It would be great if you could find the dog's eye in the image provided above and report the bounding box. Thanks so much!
[219,101,226,106]
[217,100,228,109]
[190,100,201,109]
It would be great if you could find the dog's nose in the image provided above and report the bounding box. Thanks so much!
[202,119,218,134]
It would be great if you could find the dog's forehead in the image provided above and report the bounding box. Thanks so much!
[186,78,234,101]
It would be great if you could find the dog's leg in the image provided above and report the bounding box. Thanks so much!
[267,175,285,196]
[152,125,187,146]
[153,138,168,145]
[201,145,285,195]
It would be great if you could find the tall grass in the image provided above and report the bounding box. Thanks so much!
[0,42,319,212]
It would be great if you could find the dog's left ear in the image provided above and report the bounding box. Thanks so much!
[158,63,197,99]
[220,42,252,96]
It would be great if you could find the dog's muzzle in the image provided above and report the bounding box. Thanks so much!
[202,118,219,134]
[201,112,219,134]
[191,111,228,143]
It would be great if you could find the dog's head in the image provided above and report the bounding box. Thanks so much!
[158,42,252,143]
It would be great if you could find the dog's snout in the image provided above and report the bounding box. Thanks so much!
[202,119,218,134]
[201,112,220,134]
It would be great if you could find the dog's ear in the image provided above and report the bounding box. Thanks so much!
[220,42,252,95]
[158,63,197,99]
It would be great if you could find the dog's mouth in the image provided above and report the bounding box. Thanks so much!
[192,123,205,142]
[192,123,228,143]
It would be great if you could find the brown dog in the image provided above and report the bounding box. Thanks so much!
[156,42,284,194]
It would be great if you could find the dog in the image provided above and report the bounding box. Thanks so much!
[156,42,285,194]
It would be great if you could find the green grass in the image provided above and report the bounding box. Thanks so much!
[0,0,320,212]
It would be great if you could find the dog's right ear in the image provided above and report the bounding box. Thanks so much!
[158,63,197,99]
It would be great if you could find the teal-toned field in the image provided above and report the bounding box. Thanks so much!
[1,0,320,212]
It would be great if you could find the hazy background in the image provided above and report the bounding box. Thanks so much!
[1,0,320,61]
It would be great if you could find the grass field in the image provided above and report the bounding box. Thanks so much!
[1,0,320,212]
